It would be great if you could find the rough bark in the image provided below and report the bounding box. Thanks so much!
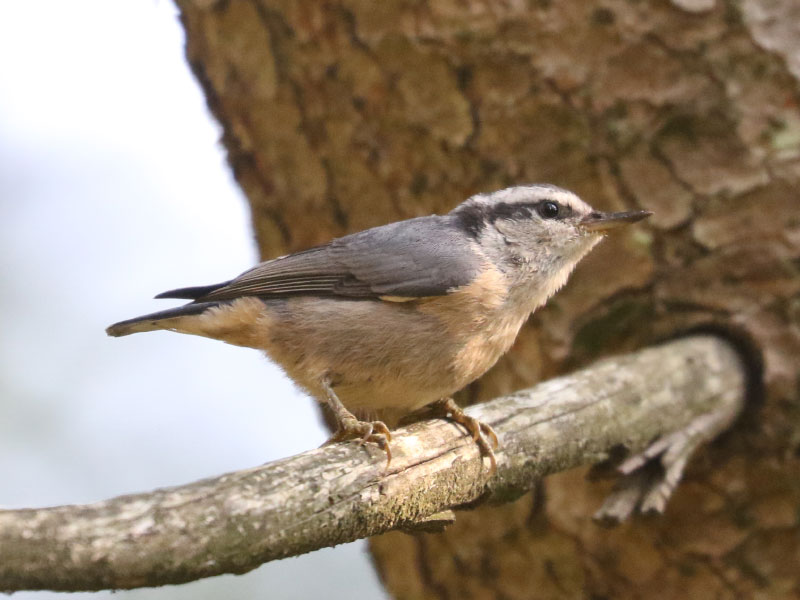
[175,1,800,597]
[0,337,744,592]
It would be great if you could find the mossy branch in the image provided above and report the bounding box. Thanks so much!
[0,336,746,592]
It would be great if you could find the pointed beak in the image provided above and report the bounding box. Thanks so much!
[579,210,652,232]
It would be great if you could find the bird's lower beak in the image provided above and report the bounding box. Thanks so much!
[579,210,652,232]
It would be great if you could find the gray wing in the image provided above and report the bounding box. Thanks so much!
[195,215,482,302]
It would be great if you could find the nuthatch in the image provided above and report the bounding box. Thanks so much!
[107,184,650,470]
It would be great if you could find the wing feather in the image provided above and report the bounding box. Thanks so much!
[196,215,481,302]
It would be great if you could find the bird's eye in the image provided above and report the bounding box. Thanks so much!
[538,201,560,219]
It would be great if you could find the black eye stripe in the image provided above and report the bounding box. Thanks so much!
[490,203,534,221]
[489,200,571,222]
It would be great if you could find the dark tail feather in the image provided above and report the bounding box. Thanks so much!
[106,302,220,337]
[154,281,231,300]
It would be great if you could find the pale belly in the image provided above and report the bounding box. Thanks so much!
[256,296,528,422]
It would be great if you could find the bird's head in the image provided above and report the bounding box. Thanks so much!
[452,184,651,297]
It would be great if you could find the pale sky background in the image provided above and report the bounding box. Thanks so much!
[0,1,386,598]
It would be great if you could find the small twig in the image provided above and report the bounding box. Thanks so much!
[0,336,747,592]
[594,406,740,524]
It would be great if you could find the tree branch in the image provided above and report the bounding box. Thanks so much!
[0,335,747,592]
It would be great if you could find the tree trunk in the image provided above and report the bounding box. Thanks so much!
[176,1,800,597]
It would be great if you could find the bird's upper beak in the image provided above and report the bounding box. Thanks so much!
[579,210,652,232]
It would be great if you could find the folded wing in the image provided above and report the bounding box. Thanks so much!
[160,215,482,303]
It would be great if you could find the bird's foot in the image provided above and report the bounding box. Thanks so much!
[325,417,393,466]
[430,397,499,473]
[321,376,393,467]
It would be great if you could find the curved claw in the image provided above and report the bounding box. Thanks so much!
[362,420,392,443]
[359,426,392,467]
[326,418,393,468]
[430,398,499,474]
[480,422,499,449]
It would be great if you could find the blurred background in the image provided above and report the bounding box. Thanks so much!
[0,1,386,598]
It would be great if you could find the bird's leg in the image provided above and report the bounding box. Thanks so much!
[321,377,392,466]
[429,397,499,473]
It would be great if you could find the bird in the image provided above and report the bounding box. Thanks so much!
[107,184,650,471]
